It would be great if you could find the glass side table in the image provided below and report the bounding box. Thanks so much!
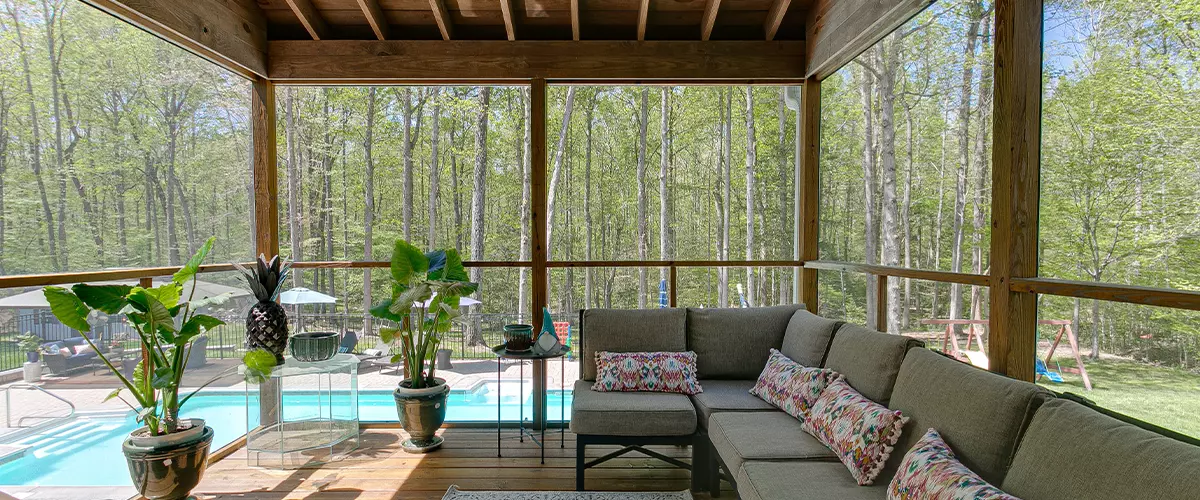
[493,344,569,464]
[243,353,360,468]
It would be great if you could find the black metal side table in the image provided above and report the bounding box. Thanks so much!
[492,344,569,464]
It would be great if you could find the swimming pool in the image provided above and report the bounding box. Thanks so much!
[0,381,573,487]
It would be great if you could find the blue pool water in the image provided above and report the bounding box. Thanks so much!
[0,382,573,487]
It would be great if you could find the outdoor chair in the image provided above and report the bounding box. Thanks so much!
[338,331,358,354]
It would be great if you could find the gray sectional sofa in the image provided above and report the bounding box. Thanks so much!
[570,305,1200,499]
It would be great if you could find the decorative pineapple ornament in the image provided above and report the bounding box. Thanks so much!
[235,255,291,364]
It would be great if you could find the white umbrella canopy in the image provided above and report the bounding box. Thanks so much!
[0,279,248,309]
[279,287,338,305]
[415,294,481,308]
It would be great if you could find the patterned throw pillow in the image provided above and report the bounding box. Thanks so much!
[801,378,909,485]
[889,428,1020,500]
[592,351,703,395]
[750,349,839,420]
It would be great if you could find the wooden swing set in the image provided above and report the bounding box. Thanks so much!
[919,318,1092,390]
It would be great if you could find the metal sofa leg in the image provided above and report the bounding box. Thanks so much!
[709,442,723,497]
[576,439,586,491]
[691,433,709,492]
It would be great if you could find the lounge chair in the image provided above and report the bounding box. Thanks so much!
[338,331,358,354]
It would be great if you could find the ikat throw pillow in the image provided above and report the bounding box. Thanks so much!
[750,348,839,420]
[592,351,703,395]
[888,428,1021,500]
[801,377,909,485]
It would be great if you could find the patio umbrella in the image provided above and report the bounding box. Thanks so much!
[415,294,481,308]
[279,287,338,332]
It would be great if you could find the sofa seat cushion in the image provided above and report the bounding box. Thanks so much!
[580,308,687,381]
[686,305,801,379]
[568,380,697,436]
[690,380,776,428]
[885,348,1052,487]
[708,412,836,475]
[1001,398,1200,500]
[823,324,923,406]
[781,309,843,367]
[736,461,887,500]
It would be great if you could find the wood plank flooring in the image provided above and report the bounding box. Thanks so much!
[192,428,733,499]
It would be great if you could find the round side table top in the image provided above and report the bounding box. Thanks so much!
[492,344,570,360]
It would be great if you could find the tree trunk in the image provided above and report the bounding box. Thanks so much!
[659,87,673,298]
[517,90,531,316]
[878,35,903,334]
[286,88,302,285]
[403,88,414,241]
[429,88,442,248]
[777,90,791,304]
[583,96,595,310]
[636,89,650,309]
[467,88,491,346]
[859,59,879,326]
[363,88,377,336]
[0,90,8,274]
[545,87,576,254]
[7,2,58,271]
[950,4,982,328]
[969,15,993,332]
[744,86,757,307]
[720,89,732,308]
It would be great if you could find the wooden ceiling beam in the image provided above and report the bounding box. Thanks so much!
[429,0,455,40]
[500,0,518,40]
[80,0,267,78]
[636,0,650,40]
[763,0,791,40]
[700,0,721,41]
[268,40,806,81]
[356,0,390,40]
[571,0,581,40]
[805,0,932,79]
[284,0,330,40]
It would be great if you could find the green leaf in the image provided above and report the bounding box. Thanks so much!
[177,315,224,345]
[174,236,216,285]
[425,250,447,276]
[432,248,469,282]
[144,282,183,310]
[392,283,431,314]
[389,353,403,363]
[151,366,175,389]
[379,327,399,344]
[103,388,123,403]
[128,288,176,333]
[390,240,429,284]
[72,284,133,314]
[43,287,93,333]
[137,407,156,423]
[242,349,277,384]
[182,292,236,311]
[369,298,407,323]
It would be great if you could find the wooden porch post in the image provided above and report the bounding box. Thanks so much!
[989,0,1043,381]
[251,77,281,424]
[798,80,820,312]
[530,79,549,429]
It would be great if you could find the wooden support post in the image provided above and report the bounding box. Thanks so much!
[251,78,281,425]
[530,79,548,430]
[874,274,888,332]
[797,81,820,312]
[989,0,1043,381]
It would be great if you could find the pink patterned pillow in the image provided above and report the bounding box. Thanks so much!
[889,429,1019,500]
[592,351,703,395]
[750,349,839,420]
[801,378,909,485]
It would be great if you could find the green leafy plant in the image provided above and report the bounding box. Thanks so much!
[369,240,477,389]
[15,334,42,353]
[42,237,260,435]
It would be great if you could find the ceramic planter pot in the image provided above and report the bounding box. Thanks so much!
[503,324,534,352]
[289,331,339,362]
[394,377,449,453]
[25,351,38,363]
[122,419,213,500]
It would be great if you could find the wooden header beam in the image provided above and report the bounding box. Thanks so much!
[804,0,931,80]
[268,40,806,81]
[81,0,267,79]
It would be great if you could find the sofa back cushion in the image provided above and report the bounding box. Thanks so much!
[1001,398,1200,500]
[686,304,801,379]
[822,324,922,405]
[780,309,843,367]
[579,308,687,381]
[885,348,1052,487]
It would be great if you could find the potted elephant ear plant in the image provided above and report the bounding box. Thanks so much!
[41,237,271,500]
[369,239,477,453]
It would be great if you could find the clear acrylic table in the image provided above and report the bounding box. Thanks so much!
[244,353,360,468]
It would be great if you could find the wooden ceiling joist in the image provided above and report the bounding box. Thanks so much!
[701,0,722,41]
[636,0,650,40]
[356,0,390,40]
[571,0,581,40]
[764,0,792,40]
[805,0,933,79]
[429,0,455,40]
[500,0,518,40]
[268,40,806,81]
[284,0,330,40]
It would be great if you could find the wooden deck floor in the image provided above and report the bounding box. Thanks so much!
[193,428,732,499]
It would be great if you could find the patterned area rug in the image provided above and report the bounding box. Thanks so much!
[442,486,693,499]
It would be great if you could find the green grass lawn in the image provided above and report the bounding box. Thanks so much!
[1038,356,1200,439]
